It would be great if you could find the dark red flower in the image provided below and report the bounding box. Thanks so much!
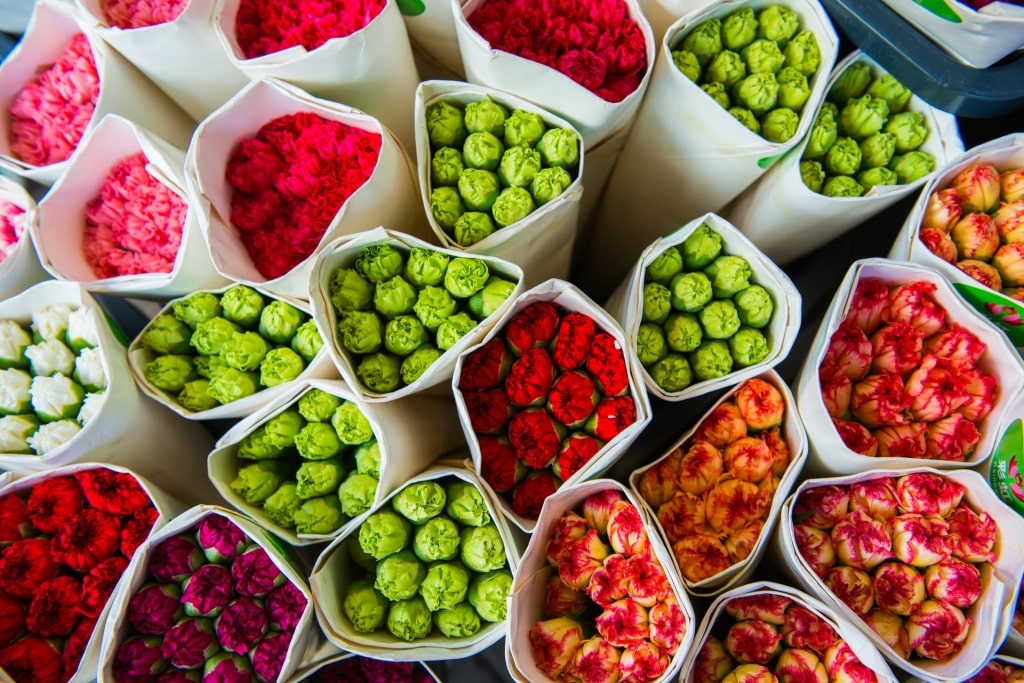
[0,635,64,683]
[550,311,597,371]
[505,347,556,407]
[547,371,599,427]
[75,468,152,516]
[224,138,286,194]
[511,470,561,520]
[586,396,637,442]
[587,332,630,397]
[478,435,527,493]
[251,631,292,683]
[148,534,205,584]
[51,508,121,572]
[463,388,513,435]
[0,593,26,647]
[0,494,31,542]
[557,48,608,91]
[61,615,97,680]
[181,563,233,618]
[163,617,219,669]
[231,546,284,598]
[505,301,560,354]
[553,433,604,481]
[112,635,168,680]
[196,514,248,563]
[79,556,129,618]
[0,538,59,599]
[509,408,565,469]
[26,575,82,637]
[128,583,183,635]
[25,476,84,535]
[266,581,308,632]
[216,596,268,655]
[121,505,160,560]
[458,337,513,392]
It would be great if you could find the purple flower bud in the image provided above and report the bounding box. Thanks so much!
[149,534,206,583]
[112,635,168,679]
[250,631,292,683]
[265,582,307,633]
[203,651,254,683]
[163,617,221,669]
[197,514,250,564]
[231,546,285,597]
[215,596,268,655]
[128,582,183,635]
[182,563,235,618]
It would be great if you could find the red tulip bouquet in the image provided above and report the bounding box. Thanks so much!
[779,468,1024,681]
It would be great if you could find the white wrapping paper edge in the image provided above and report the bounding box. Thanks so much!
[604,212,802,402]
[307,226,525,402]
[777,467,1024,683]
[34,113,230,299]
[127,284,338,421]
[403,0,467,79]
[795,257,1024,477]
[308,462,521,660]
[209,377,464,546]
[723,49,965,266]
[414,80,585,288]
[452,278,654,532]
[185,77,429,301]
[505,478,696,683]
[97,505,317,683]
[888,132,1024,352]
[628,369,808,596]
[0,175,47,301]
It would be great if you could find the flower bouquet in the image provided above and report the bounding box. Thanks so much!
[948,655,1024,683]
[211,0,420,150]
[889,133,1024,353]
[777,468,1024,681]
[98,505,316,683]
[74,0,248,121]
[309,463,520,660]
[209,378,465,545]
[0,0,194,185]
[0,175,47,301]
[505,479,695,683]
[285,649,440,683]
[722,50,964,266]
[630,371,808,596]
[795,257,1024,477]
[415,80,584,287]
[33,114,228,299]
[0,463,184,683]
[679,580,898,683]
[452,278,653,531]
[308,226,524,400]
[605,213,801,401]
[185,78,428,300]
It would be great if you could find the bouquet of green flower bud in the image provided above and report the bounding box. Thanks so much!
[309,465,519,660]
[128,284,332,419]
[309,227,524,400]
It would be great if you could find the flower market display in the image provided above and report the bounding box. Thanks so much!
[0,200,26,266]
[233,0,388,59]
[100,0,188,29]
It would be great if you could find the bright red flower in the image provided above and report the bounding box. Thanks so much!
[61,615,97,681]
[551,311,597,371]
[509,408,564,469]
[51,508,122,572]
[121,505,160,560]
[587,332,630,397]
[586,396,637,442]
[463,388,513,435]
[0,538,59,599]
[26,575,82,637]
[0,494,31,542]
[505,301,561,354]
[832,418,879,457]
[0,635,64,683]
[79,556,129,618]
[234,0,387,59]
[553,432,603,481]
[478,435,526,493]
[25,475,85,535]
[548,372,599,428]
[505,347,556,407]
[458,337,512,391]
[0,593,26,647]
[511,470,560,520]
[75,468,152,516]
[846,277,890,335]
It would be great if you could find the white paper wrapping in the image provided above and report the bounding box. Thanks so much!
[97,505,318,683]
[209,377,465,546]
[309,462,522,660]
[0,0,195,186]
[639,0,717,45]
[888,133,1024,352]
[33,114,229,299]
[0,174,48,301]
[776,468,1024,683]
[213,0,420,152]
[185,78,429,301]
[505,478,696,683]
[452,278,653,532]
[75,0,248,121]
[308,226,525,402]
[403,0,467,79]
[284,645,442,683]
[722,50,965,266]
[415,80,584,287]
[795,257,1024,477]
[604,212,802,401]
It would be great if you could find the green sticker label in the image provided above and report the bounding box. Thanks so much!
[989,418,1024,517]
[757,152,787,169]
[953,283,1024,346]
[911,0,963,22]
[397,0,426,15]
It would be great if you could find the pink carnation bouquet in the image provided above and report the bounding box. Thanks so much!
[99,0,189,29]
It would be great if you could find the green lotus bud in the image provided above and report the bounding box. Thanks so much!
[671,49,702,82]
[463,131,504,171]
[296,458,346,499]
[742,39,784,75]
[636,322,667,367]
[338,472,378,517]
[357,352,402,393]
[445,482,491,527]
[822,175,866,197]
[503,110,546,148]
[178,379,219,412]
[356,244,405,284]
[374,276,417,320]
[458,169,501,212]
[190,317,242,356]
[0,320,30,370]
[393,481,447,525]
[670,271,714,313]
[885,111,929,153]
[291,320,323,364]
[433,602,481,638]
[142,314,193,355]
[860,131,897,169]
[649,352,693,391]
[705,255,753,298]
[890,151,935,184]
[426,101,468,149]
[664,312,703,353]
[338,310,383,355]
[384,315,428,357]
[722,7,759,51]
[173,292,222,328]
[0,414,39,454]
[464,99,509,137]
[343,579,388,633]
[683,224,724,270]
[840,94,889,140]
[867,73,912,114]
[702,82,731,109]
[401,345,443,384]
[858,165,900,189]
[293,495,344,535]
[776,67,811,111]
[404,248,451,288]
[824,136,863,176]
[329,268,373,314]
[29,374,83,422]
[762,107,799,143]
[803,110,837,160]
[468,569,513,623]
[431,146,464,187]
[437,313,477,351]
[732,72,779,117]
[681,18,722,67]
[783,30,820,76]
[698,299,742,339]
[445,257,490,299]
[642,282,672,324]
[801,160,826,192]
[733,284,775,328]
[221,331,270,372]
[460,524,506,572]
[420,561,470,611]
[387,597,433,641]
[220,285,265,329]
[430,186,465,232]
[144,355,197,393]
[354,439,381,477]
[295,421,342,461]
[468,277,516,320]
[691,339,735,382]
[758,5,800,45]
[359,509,412,559]
[413,516,461,563]
[264,482,302,529]
[729,326,771,367]
[536,128,579,170]
[413,286,458,331]
[530,167,573,206]
[492,187,536,227]
[207,367,259,405]
[828,60,872,107]
[230,460,290,505]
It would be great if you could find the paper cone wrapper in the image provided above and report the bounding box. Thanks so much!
[33,114,230,299]
[186,78,428,300]
[0,0,195,186]
[309,463,521,660]
[0,462,188,683]
[97,505,317,683]
[452,278,654,532]
[213,0,420,152]
[1002,631,1024,663]
[888,132,1024,351]
[604,212,802,401]
[403,0,467,79]
[127,284,337,421]
[0,175,48,301]
[679,579,899,681]
[75,0,249,121]
[628,370,807,596]
[910,654,1024,683]
[505,478,696,683]
[639,0,718,46]
[209,377,464,546]
[415,80,584,288]
[723,50,965,266]
[308,226,525,401]
[284,648,442,683]
[776,468,1024,682]
[795,257,1024,477]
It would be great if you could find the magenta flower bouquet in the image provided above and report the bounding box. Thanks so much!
[0,175,46,301]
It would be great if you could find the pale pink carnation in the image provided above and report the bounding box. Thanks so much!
[101,0,189,29]
[0,201,26,264]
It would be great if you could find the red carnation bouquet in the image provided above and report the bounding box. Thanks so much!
[453,279,651,530]
[0,464,174,683]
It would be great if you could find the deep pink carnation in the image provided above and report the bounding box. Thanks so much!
[0,201,26,264]
[234,0,387,59]
[100,0,189,28]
